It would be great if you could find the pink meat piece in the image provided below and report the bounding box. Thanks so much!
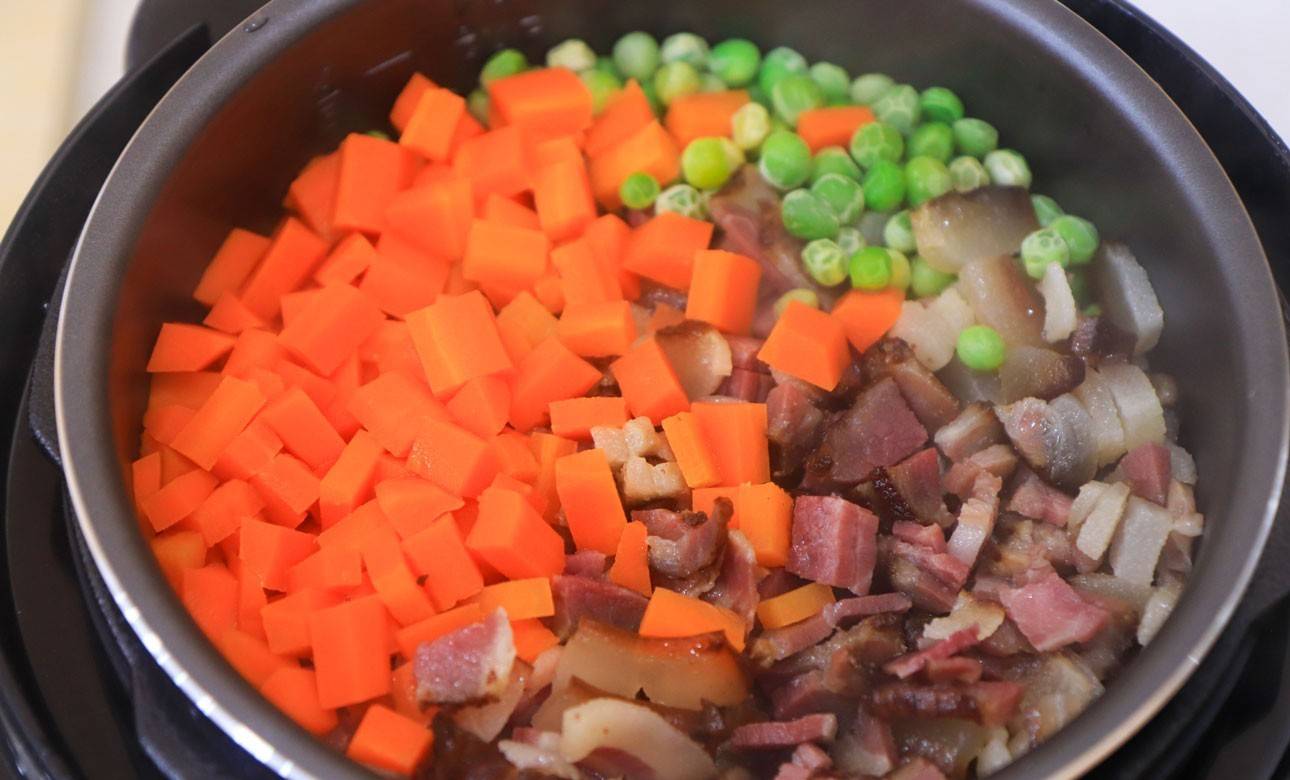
[1121,442,1172,505]
[924,656,984,684]
[634,500,730,579]
[889,540,971,591]
[726,335,769,371]
[890,757,950,780]
[946,471,1002,567]
[824,593,914,627]
[770,670,850,720]
[760,567,807,599]
[791,742,833,771]
[999,570,1110,651]
[719,367,774,401]
[767,379,827,477]
[704,529,762,624]
[886,554,959,614]
[563,550,607,579]
[869,681,1025,728]
[841,708,897,776]
[1006,468,1074,527]
[943,443,1019,498]
[728,714,839,750]
[550,575,648,638]
[811,378,928,483]
[888,448,953,526]
[788,495,879,594]
[933,403,1006,462]
[752,613,835,666]
[415,609,515,704]
[860,338,962,430]
[774,764,814,780]
[891,520,947,553]
[883,628,980,680]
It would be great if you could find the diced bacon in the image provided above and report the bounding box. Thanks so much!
[999,571,1110,651]
[933,403,1005,462]
[719,367,775,402]
[770,671,849,721]
[888,448,953,526]
[943,444,1018,498]
[807,378,928,484]
[636,500,730,579]
[788,496,879,595]
[766,379,826,477]
[704,529,761,624]
[415,609,516,704]
[728,714,839,750]
[833,708,897,776]
[550,575,648,638]
[924,655,984,684]
[883,628,980,679]
[860,338,962,430]
[868,681,1024,728]
[946,472,1002,567]
[1120,442,1171,505]
[824,593,914,627]
[892,521,947,553]
[564,550,608,579]
[751,613,834,666]
[1006,468,1073,527]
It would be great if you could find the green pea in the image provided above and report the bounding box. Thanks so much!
[547,39,596,72]
[467,89,490,123]
[811,146,863,183]
[655,183,707,219]
[747,83,769,106]
[613,32,661,81]
[654,61,701,105]
[781,189,841,240]
[809,62,852,105]
[1031,194,1064,227]
[905,156,953,207]
[709,39,761,87]
[732,102,772,151]
[952,118,999,158]
[883,210,916,253]
[682,137,734,190]
[364,130,391,141]
[849,122,905,169]
[1020,227,1071,279]
[850,73,895,105]
[811,173,866,224]
[774,288,821,318]
[620,172,661,210]
[771,74,825,127]
[593,56,622,78]
[849,246,893,290]
[660,32,710,68]
[758,130,812,190]
[957,325,1006,372]
[1068,270,1091,307]
[581,69,623,114]
[949,155,990,192]
[700,73,727,93]
[920,86,965,124]
[908,122,955,163]
[861,159,906,212]
[888,249,912,291]
[758,46,808,96]
[984,149,1032,188]
[910,255,957,298]
[836,226,866,256]
[481,48,527,87]
[871,84,921,135]
[801,239,850,286]
[1050,215,1100,265]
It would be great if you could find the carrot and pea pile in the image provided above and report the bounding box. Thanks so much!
[131,29,1102,775]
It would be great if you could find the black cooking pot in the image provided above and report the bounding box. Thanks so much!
[50,0,1290,777]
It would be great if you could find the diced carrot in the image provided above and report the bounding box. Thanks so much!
[258,387,346,472]
[406,290,513,397]
[394,602,484,659]
[358,320,422,379]
[756,582,836,629]
[151,530,207,588]
[530,134,584,168]
[664,90,749,148]
[482,193,541,229]
[552,236,620,306]
[759,300,852,391]
[830,288,905,354]
[375,453,412,484]
[232,556,268,639]
[222,329,286,377]
[348,371,448,458]
[407,417,499,497]
[495,290,558,364]
[638,588,746,651]
[362,528,437,626]
[168,375,266,470]
[554,449,627,555]
[347,704,433,775]
[583,213,638,300]
[284,153,340,239]
[461,219,550,292]
[239,218,330,320]
[216,628,290,687]
[736,482,793,567]
[285,545,363,593]
[315,233,377,286]
[390,662,434,725]
[213,419,283,481]
[685,249,762,335]
[248,453,320,528]
[585,79,654,158]
[390,72,437,133]
[531,270,566,314]
[262,587,342,655]
[317,499,394,554]
[385,173,474,260]
[533,157,596,242]
[555,301,637,357]
[402,514,484,610]
[239,516,318,591]
[149,371,223,410]
[489,431,541,482]
[310,596,393,708]
[203,292,267,335]
[610,337,689,424]
[530,432,577,521]
[489,67,594,139]
[182,564,239,639]
[452,125,531,199]
[147,324,236,373]
[466,485,566,579]
[508,336,603,431]
[280,288,324,328]
[141,468,219,532]
[476,577,554,621]
[796,105,877,152]
[660,411,721,488]
[446,375,512,438]
[357,234,452,318]
[318,429,384,528]
[401,87,467,161]
[190,478,265,546]
[588,120,680,209]
[691,486,740,520]
[143,404,195,445]
[193,228,272,306]
[131,451,163,514]
[158,446,200,486]
[607,521,652,597]
[278,284,385,376]
[333,133,419,235]
[691,402,769,486]
[549,396,629,440]
[375,477,465,539]
[260,666,338,736]
[272,358,336,411]
[621,212,713,290]
[510,619,559,663]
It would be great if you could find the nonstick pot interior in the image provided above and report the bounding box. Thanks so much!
[55,0,1288,778]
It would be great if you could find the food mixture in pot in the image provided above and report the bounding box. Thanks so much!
[129,30,1198,779]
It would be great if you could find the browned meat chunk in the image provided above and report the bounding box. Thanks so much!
[728,713,839,750]
[704,529,761,624]
[933,402,1005,462]
[550,575,649,638]
[882,628,980,680]
[751,613,835,666]
[888,447,953,526]
[1120,442,1171,505]
[788,495,879,594]
[861,338,962,430]
[868,681,1024,727]
[1007,467,1074,526]
[767,379,826,478]
[416,610,516,704]
[824,593,914,627]
[806,378,928,484]
[563,550,607,579]
[999,571,1110,652]
[635,499,730,579]
[943,443,1018,498]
